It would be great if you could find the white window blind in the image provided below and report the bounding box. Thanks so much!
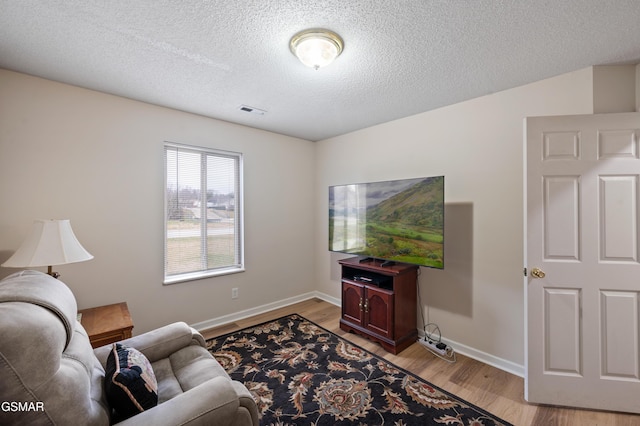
[164,142,244,284]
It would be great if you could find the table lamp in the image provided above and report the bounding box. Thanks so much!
[2,219,93,278]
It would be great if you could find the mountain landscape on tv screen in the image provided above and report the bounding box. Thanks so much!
[365,176,444,268]
[329,176,445,268]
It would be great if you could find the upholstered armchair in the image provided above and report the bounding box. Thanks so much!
[0,270,259,425]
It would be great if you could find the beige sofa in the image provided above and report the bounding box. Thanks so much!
[0,270,259,425]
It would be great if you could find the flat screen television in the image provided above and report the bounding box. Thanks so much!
[329,176,444,268]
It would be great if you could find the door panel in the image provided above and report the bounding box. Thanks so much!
[600,290,639,379]
[342,281,364,326]
[599,175,638,261]
[543,288,581,376]
[543,175,580,260]
[526,112,640,413]
[365,287,393,339]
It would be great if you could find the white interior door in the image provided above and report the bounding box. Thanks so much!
[525,112,640,413]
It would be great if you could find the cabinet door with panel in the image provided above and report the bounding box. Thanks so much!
[341,281,394,339]
[364,286,394,339]
[342,281,364,327]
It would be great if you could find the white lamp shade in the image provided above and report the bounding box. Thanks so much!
[2,219,93,268]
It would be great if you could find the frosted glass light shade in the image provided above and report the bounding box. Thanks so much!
[2,219,93,268]
[290,29,343,69]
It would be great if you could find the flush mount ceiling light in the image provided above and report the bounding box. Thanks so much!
[289,28,343,70]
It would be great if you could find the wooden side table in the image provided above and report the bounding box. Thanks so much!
[78,302,134,348]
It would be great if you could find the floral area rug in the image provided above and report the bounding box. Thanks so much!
[207,314,511,426]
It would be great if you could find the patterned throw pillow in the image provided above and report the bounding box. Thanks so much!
[105,343,158,419]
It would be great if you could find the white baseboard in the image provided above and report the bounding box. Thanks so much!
[190,291,340,332]
[418,331,524,378]
[310,291,341,307]
[192,291,523,378]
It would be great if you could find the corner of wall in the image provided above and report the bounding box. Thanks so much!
[636,64,640,112]
[592,65,637,113]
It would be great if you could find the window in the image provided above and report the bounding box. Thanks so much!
[164,142,243,284]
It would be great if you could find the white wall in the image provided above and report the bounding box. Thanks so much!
[637,64,640,112]
[2,65,633,373]
[593,65,637,113]
[0,69,316,334]
[314,68,595,371]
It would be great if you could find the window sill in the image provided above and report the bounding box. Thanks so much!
[163,266,245,285]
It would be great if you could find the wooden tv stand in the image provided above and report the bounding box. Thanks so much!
[339,257,418,354]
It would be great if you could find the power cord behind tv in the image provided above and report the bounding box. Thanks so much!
[417,271,456,363]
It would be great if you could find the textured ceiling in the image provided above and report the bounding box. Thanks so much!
[1,1,640,141]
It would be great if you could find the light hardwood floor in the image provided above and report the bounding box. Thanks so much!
[202,298,640,426]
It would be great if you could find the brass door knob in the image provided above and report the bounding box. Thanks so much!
[531,267,546,278]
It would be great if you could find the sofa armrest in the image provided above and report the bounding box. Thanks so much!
[94,322,205,366]
[231,381,260,426]
[115,376,257,426]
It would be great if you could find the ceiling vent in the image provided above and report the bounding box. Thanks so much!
[239,105,267,115]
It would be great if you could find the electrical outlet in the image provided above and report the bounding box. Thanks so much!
[231,287,238,299]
